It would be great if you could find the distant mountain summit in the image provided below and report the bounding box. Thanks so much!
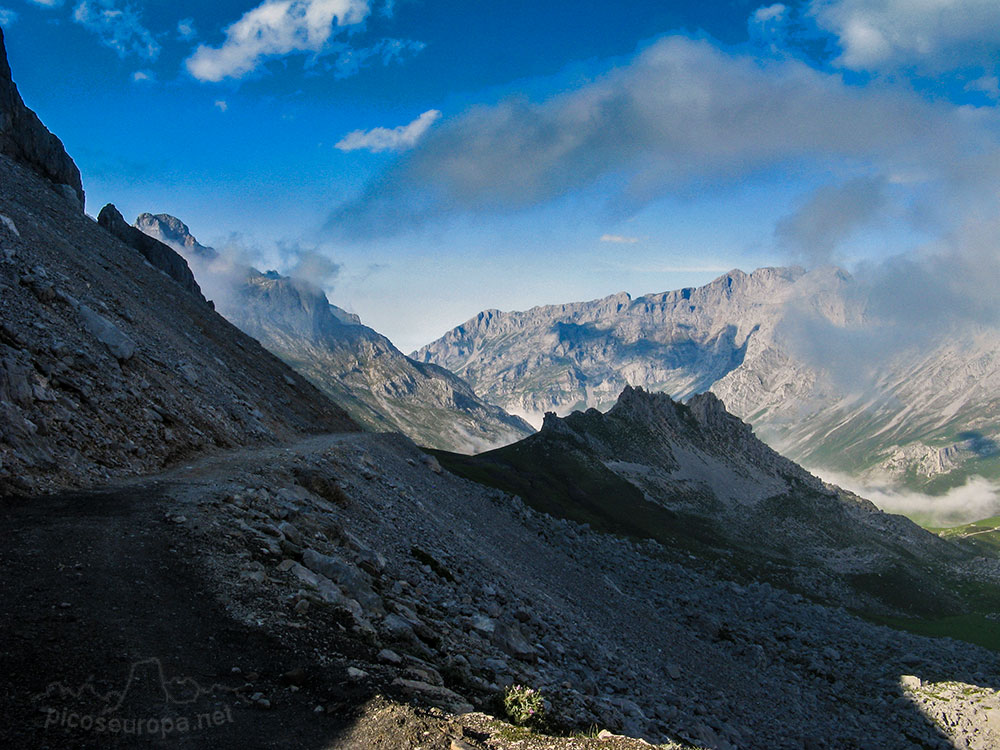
[135,213,215,258]
[134,214,534,452]
[418,267,1000,493]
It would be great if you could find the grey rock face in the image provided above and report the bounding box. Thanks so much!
[0,29,84,208]
[415,267,806,426]
[97,204,206,302]
[134,212,216,259]
[418,266,1000,491]
[0,143,357,495]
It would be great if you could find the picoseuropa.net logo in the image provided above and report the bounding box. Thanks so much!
[34,657,237,740]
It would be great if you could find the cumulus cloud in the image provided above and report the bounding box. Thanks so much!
[0,7,17,25]
[600,234,639,244]
[185,0,371,82]
[27,0,62,6]
[775,176,886,265]
[73,0,160,61]
[329,34,984,238]
[809,0,1000,73]
[131,69,154,83]
[336,109,441,153]
[214,99,228,112]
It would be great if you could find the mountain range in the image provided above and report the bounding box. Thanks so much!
[416,266,1000,496]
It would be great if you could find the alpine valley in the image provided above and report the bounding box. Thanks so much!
[3,12,1000,750]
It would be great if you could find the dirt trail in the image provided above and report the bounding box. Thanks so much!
[0,434,667,750]
[0,472,366,748]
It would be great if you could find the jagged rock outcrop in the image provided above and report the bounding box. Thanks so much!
[134,213,534,453]
[0,28,83,209]
[416,267,811,426]
[135,212,215,258]
[97,204,206,301]
[418,267,1000,494]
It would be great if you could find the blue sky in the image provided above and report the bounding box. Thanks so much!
[6,0,1000,352]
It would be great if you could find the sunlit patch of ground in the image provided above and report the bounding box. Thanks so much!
[901,676,1000,750]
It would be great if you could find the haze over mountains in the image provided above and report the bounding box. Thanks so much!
[416,266,1000,519]
[133,212,533,453]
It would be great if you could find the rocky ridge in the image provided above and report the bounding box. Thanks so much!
[435,386,975,617]
[98,204,206,301]
[0,28,83,209]
[134,212,534,453]
[416,267,1000,492]
[0,152,357,495]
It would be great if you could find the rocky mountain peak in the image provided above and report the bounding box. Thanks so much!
[135,212,216,259]
[0,28,84,209]
[97,204,206,301]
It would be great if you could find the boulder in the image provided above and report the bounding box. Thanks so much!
[78,305,136,361]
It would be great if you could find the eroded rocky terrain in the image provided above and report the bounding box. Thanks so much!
[8,431,1000,749]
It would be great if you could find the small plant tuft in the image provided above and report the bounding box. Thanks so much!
[503,684,547,731]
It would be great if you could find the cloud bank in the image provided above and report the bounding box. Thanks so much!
[336,109,441,153]
[820,470,1000,527]
[775,176,886,266]
[328,34,988,238]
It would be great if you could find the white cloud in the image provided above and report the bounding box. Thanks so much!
[176,17,196,41]
[131,69,154,83]
[775,176,886,265]
[214,99,228,112]
[185,0,371,82]
[0,7,17,24]
[73,0,160,61]
[600,234,639,244]
[336,109,441,153]
[331,36,424,78]
[810,0,1000,72]
[27,0,62,6]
